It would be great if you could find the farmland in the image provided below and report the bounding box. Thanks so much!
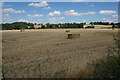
[2,29,118,78]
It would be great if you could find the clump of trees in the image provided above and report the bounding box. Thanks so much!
[41,25,46,29]
[46,23,85,29]
[89,22,118,25]
[85,26,94,28]
[2,22,34,30]
[90,22,110,25]
[112,24,120,28]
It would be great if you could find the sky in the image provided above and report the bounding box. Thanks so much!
[2,0,119,2]
[1,1,118,24]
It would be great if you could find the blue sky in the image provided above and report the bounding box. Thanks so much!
[2,2,118,24]
[2,0,119,2]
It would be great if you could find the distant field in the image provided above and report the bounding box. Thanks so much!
[83,25,113,28]
[2,29,118,78]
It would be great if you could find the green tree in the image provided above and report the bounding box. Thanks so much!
[41,25,45,29]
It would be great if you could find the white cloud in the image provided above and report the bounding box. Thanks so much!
[72,0,84,2]
[42,7,51,9]
[18,19,43,23]
[28,14,43,18]
[102,15,118,23]
[2,14,13,22]
[112,15,118,18]
[48,11,61,16]
[18,19,29,22]
[64,10,80,16]
[28,1,48,7]
[64,10,95,16]
[47,17,65,23]
[80,11,96,15]
[2,8,25,14]
[102,18,113,23]
[99,10,116,15]
[68,19,87,23]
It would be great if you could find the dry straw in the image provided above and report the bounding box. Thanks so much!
[66,30,70,32]
[68,34,80,39]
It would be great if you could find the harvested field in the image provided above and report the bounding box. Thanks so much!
[2,29,118,78]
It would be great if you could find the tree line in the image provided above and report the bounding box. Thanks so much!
[90,22,118,25]
[1,22,119,30]
[2,22,34,30]
[45,23,86,28]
